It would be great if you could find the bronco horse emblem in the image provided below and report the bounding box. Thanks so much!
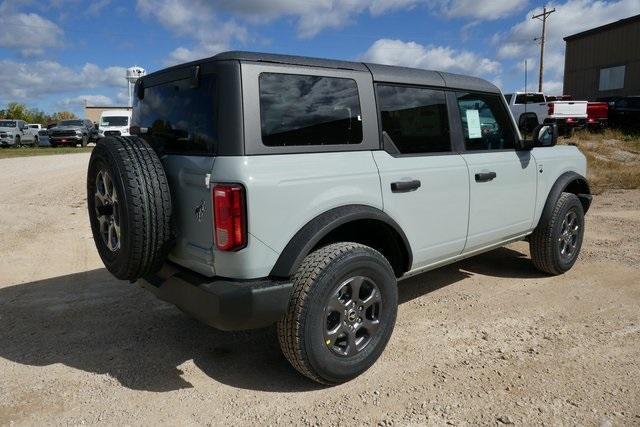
[194,199,206,222]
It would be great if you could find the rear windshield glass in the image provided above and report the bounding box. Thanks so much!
[101,116,128,126]
[59,120,84,126]
[515,93,546,104]
[133,74,217,155]
[259,73,363,147]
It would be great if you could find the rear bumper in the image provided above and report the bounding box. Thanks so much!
[587,118,608,127]
[139,262,293,331]
[545,117,587,128]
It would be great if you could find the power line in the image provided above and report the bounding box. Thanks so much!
[532,6,556,92]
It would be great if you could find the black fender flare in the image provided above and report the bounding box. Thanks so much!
[539,171,591,228]
[269,204,413,278]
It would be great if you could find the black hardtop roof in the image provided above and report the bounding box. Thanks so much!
[142,50,500,94]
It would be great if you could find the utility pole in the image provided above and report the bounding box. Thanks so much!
[532,6,556,92]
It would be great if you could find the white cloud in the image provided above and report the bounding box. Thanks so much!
[136,0,248,64]
[87,0,112,16]
[0,10,64,56]
[362,38,501,76]
[136,0,529,51]
[56,94,115,110]
[0,59,127,102]
[438,0,529,20]
[495,0,639,87]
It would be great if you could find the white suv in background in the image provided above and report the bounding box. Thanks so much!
[88,51,592,385]
[98,110,132,139]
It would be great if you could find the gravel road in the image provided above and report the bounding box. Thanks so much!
[1,152,639,426]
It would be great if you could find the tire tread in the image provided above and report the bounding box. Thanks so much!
[530,192,582,275]
[277,242,389,384]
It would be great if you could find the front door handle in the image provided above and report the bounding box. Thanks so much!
[391,179,421,193]
[475,172,497,182]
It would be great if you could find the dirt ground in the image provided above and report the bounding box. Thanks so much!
[0,152,639,426]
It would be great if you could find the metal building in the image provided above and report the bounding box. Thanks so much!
[563,14,640,100]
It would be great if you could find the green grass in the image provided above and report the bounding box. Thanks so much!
[0,146,93,159]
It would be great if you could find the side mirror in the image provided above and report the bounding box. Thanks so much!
[533,123,558,147]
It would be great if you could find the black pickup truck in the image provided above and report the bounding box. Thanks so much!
[49,119,97,147]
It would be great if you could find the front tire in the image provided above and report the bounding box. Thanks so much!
[278,242,398,385]
[14,136,21,148]
[530,192,585,275]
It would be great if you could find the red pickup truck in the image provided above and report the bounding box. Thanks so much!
[587,102,608,129]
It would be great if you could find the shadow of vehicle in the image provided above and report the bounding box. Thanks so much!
[0,246,543,393]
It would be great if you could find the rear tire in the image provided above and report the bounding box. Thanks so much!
[278,242,398,385]
[87,136,173,281]
[530,192,584,275]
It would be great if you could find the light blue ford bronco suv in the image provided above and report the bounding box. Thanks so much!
[88,51,591,384]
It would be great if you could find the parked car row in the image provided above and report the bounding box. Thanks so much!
[504,92,589,136]
[0,116,123,148]
[505,92,640,135]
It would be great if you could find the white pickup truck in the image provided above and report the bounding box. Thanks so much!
[505,92,588,135]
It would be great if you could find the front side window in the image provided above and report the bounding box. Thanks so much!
[376,85,450,154]
[456,92,516,151]
[259,73,362,147]
[133,74,217,155]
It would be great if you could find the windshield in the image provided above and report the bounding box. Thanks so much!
[101,116,129,126]
[59,120,84,127]
[0,120,17,127]
[515,94,546,104]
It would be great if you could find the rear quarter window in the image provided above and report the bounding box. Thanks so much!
[133,74,217,155]
[259,73,363,147]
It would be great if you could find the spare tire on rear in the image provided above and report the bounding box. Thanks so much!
[87,136,173,281]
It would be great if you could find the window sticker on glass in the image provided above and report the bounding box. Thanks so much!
[465,109,482,139]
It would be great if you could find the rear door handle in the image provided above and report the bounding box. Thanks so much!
[391,179,421,193]
[475,172,497,182]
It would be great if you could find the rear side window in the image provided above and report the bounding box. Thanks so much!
[456,92,516,151]
[259,73,362,146]
[133,74,217,155]
[504,94,513,103]
[376,85,451,154]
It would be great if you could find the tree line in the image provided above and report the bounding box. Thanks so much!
[0,102,77,125]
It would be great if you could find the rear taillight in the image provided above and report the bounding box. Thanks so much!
[547,103,554,115]
[213,184,246,251]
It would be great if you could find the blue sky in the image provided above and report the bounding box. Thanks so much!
[0,0,638,115]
